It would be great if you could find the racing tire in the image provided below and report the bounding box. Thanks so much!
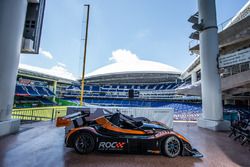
[73,133,95,154]
[162,136,181,158]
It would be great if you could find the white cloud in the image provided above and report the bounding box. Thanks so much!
[50,65,75,79]
[19,63,76,80]
[39,48,53,59]
[109,49,139,64]
[57,62,66,67]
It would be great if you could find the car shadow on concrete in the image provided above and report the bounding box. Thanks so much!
[63,150,203,167]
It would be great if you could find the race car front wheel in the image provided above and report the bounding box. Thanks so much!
[163,136,181,158]
[74,133,95,154]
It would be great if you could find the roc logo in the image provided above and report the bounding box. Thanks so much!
[98,142,126,150]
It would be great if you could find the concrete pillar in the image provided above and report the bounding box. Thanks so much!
[53,81,57,102]
[197,0,230,131]
[191,71,197,84]
[0,0,28,136]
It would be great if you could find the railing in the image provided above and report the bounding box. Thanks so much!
[12,106,67,123]
[217,16,234,32]
[189,16,234,53]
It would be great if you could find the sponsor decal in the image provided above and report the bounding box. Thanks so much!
[18,78,31,85]
[155,130,171,138]
[98,142,126,150]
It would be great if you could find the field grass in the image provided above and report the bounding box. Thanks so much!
[12,106,67,121]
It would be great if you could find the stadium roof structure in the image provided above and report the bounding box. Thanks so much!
[18,64,75,83]
[86,60,181,78]
[85,60,181,84]
[223,0,250,30]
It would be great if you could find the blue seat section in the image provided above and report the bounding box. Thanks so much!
[172,83,180,89]
[35,86,49,96]
[15,85,29,96]
[44,88,55,96]
[92,85,100,91]
[128,85,133,89]
[160,84,168,90]
[119,85,125,89]
[63,97,249,121]
[26,86,40,96]
[66,85,75,90]
[84,85,90,91]
[15,84,55,97]
[155,84,162,90]
[103,85,110,89]
[66,85,81,91]
[67,83,182,98]
[147,85,155,89]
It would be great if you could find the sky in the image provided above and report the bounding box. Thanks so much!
[20,0,249,80]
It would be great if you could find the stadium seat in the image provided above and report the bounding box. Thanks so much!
[147,85,155,89]
[15,85,29,96]
[35,86,50,96]
[91,85,100,91]
[155,84,162,90]
[44,87,55,96]
[26,86,40,96]
[140,85,147,89]
[127,85,132,89]
[84,85,91,91]
[117,85,123,89]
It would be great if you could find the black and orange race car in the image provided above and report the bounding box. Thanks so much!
[56,109,203,158]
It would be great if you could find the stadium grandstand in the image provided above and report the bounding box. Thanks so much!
[59,59,202,120]
[14,65,75,108]
[62,60,198,101]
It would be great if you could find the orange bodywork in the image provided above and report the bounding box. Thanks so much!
[66,127,82,141]
[176,133,189,143]
[96,116,146,135]
[56,117,71,127]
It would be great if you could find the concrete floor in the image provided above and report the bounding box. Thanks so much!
[0,121,249,167]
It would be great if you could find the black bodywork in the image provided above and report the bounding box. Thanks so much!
[59,110,202,158]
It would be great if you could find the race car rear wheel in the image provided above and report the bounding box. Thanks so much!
[74,133,95,154]
[163,136,181,158]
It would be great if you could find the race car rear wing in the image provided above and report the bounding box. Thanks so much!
[56,110,90,127]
